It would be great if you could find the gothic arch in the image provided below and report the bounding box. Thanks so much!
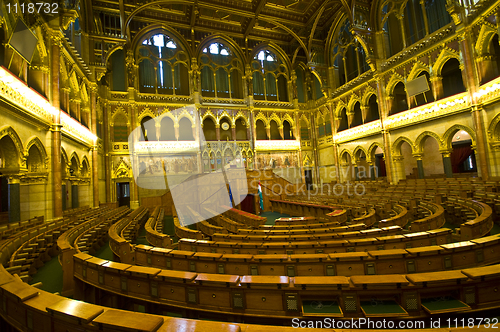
[103,44,125,66]
[386,73,406,96]
[432,48,462,77]
[475,23,497,57]
[111,109,130,125]
[254,112,269,127]
[282,113,295,128]
[408,61,431,81]
[196,34,245,64]
[348,94,362,113]
[414,131,445,153]
[299,114,310,127]
[335,100,348,117]
[177,108,195,126]
[392,136,416,156]
[201,110,217,124]
[138,108,156,124]
[218,110,232,126]
[488,112,500,142]
[353,146,368,162]
[25,137,48,170]
[0,126,25,168]
[81,156,91,177]
[250,42,292,74]
[367,142,384,163]
[339,149,353,163]
[443,124,476,150]
[234,111,249,127]
[158,112,176,125]
[362,87,377,107]
[131,24,193,59]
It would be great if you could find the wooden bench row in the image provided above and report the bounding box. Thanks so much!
[0,216,44,239]
[108,206,151,258]
[410,201,446,232]
[73,251,500,319]
[112,232,500,277]
[270,199,348,223]
[219,205,267,227]
[145,207,173,248]
[174,211,205,240]
[210,225,402,242]
[178,228,452,254]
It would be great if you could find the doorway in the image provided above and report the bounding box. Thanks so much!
[117,182,130,207]
[304,170,313,190]
[240,194,255,214]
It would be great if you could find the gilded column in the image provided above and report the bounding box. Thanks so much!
[458,29,490,180]
[8,176,21,223]
[50,33,63,218]
[440,149,454,178]
[413,153,425,179]
[90,87,99,207]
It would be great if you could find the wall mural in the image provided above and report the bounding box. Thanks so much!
[138,155,198,175]
[255,152,298,169]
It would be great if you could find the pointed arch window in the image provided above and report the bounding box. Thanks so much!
[200,42,243,99]
[138,33,189,95]
[252,49,289,102]
[331,20,369,88]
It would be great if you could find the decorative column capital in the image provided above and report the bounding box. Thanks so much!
[412,153,423,160]
[439,149,453,158]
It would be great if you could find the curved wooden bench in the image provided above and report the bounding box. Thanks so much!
[110,232,500,277]
[174,211,205,240]
[179,228,453,254]
[145,207,173,248]
[410,201,446,232]
[72,250,500,320]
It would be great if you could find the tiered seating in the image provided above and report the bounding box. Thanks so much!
[270,199,347,223]
[219,205,267,227]
[145,207,173,248]
[174,210,205,240]
[108,206,151,258]
[71,251,500,319]
[211,225,402,242]
[0,216,44,239]
[6,207,100,281]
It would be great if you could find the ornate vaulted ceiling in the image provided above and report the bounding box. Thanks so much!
[87,0,350,52]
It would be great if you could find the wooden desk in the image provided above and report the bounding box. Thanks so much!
[46,298,104,324]
[93,309,164,332]
[293,276,349,289]
[161,318,240,332]
[289,254,328,262]
[125,266,161,277]
[195,273,240,286]
[1,280,39,301]
[462,265,500,280]
[240,276,289,288]
[157,270,197,283]
[406,270,468,285]
[350,275,409,288]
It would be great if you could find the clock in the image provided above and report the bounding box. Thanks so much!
[221,122,230,131]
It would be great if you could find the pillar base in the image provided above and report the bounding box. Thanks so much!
[130,201,140,209]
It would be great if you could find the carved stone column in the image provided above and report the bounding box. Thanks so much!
[50,33,63,218]
[392,156,406,183]
[90,87,99,207]
[231,125,237,141]
[215,124,221,141]
[471,105,490,180]
[440,149,454,178]
[413,153,425,179]
[7,176,21,222]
